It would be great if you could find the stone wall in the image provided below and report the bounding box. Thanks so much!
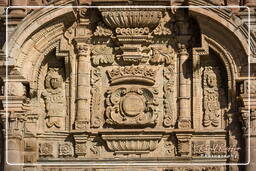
[0,0,256,171]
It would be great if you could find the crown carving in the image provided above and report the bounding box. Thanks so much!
[107,66,156,85]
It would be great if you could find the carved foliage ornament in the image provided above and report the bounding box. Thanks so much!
[91,46,114,66]
[90,68,102,128]
[105,87,158,126]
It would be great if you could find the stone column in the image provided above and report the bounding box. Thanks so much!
[74,8,92,130]
[1,79,27,171]
[74,42,91,129]
[239,79,256,171]
[177,44,191,128]
[243,109,256,171]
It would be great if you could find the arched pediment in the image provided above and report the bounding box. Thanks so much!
[189,7,250,76]
[6,7,76,79]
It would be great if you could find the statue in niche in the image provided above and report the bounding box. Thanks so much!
[202,66,225,127]
[42,68,66,129]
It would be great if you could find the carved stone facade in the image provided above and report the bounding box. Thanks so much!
[0,0,256,171]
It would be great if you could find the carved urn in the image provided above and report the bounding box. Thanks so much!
[98,8,165,63]
[101,131,163,154]
[99,8,164,28]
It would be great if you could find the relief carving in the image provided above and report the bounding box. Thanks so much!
[42,68,66,129]
[163,58,176,127]
[105,87,158,126]
[202,66,224,127]
[64,23,76,45]
[8,4,245,166]
[73,135,88,158]
[99,9,163,28]
[91,46,114,66]
[178,140,190,156]
[90,68,103,128]
[164,136,177,156]
[107,66,156,85]
[59,143,74,157]
[75,143,87,157]
[101,133,162,154]
[39,142,53,157]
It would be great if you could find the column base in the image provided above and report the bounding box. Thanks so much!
[178,118,191,129]
[75,120,89,129]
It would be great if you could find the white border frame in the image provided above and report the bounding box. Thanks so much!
[5,5,251,166]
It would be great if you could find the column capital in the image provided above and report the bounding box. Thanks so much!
[178,43,188,55]
[75,42,90,57]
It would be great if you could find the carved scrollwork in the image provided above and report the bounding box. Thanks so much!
[90,68,102,128]
[163,65,175,127]
[202,66,224,127]
[105,87,158,126]
[42,68,65,129]
[91,46,114,66]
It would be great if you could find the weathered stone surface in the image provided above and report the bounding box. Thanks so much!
[0,0,256,171]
